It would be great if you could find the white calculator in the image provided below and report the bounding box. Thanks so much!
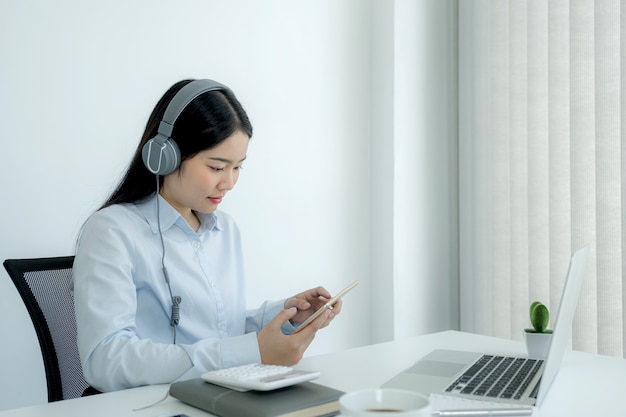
[201,363,320,391]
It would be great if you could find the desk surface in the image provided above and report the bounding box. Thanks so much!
[1,330,624,417]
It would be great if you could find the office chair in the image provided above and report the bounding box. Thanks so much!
[2,256,93,402]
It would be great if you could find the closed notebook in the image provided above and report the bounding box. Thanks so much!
[169,378,343,417]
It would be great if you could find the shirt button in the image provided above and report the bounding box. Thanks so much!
[194,241,201,248]
[210,280,216,287]
[218,322,226,330]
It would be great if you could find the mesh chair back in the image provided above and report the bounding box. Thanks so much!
[3,256,89,402]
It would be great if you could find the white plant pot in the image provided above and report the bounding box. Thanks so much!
[524,331,553,358]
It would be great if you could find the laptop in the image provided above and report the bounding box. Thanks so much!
[382,244,589,406]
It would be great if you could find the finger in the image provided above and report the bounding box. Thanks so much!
[330,298,343,315]
[284,298,311,311]
[313,286,332,299]
[303,308,332,333]
[313,308,332,330]
[269,307,298,329]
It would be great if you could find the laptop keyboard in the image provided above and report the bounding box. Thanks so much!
[445,355,543,400]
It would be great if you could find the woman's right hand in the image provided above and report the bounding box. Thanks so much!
[257,306,331,365]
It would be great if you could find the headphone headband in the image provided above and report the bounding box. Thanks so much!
[158,79,228,138]
[142,79,229,175]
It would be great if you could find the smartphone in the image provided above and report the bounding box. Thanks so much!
[291,280,359,334]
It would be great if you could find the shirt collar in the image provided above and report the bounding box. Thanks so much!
[137,193,221,234]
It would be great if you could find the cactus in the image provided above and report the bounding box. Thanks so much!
[525,301,553,334]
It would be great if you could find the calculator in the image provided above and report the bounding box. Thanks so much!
[201,363,321,391]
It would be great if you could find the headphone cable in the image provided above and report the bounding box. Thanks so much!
[155,176,181,344]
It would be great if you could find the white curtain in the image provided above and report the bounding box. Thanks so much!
[459,0,625,357]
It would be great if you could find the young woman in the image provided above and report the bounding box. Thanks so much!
[73,79,340,392]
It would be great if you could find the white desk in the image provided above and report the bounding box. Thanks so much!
[1,330,624,416]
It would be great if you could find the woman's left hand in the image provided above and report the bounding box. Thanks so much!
[284,286,342,329]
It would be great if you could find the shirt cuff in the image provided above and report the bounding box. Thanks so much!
[263,299,297,334]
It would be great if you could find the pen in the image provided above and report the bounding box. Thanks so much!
[432,407,533,417]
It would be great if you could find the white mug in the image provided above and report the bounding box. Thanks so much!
[339,388,431,416]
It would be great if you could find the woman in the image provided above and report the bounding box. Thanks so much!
[73,79,340,392]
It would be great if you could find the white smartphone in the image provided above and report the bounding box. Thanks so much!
[291,280,359,334]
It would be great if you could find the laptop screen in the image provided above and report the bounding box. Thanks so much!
[535,244,589,405]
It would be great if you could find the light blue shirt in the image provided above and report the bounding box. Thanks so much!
[73,193,289,392]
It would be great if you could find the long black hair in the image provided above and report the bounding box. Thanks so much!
[100,79,253,210]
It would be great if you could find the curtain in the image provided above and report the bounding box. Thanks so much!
[459,0,625,357]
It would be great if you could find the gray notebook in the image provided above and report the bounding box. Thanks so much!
[383,244,589,407]
[169,378,343,417]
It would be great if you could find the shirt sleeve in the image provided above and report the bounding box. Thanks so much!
[74,209,190,391]
[73,206,284,392]
[245,299,298,335]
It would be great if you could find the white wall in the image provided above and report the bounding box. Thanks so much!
[391,0,459,338]
[0,0,458,411]
[369,0,459,343]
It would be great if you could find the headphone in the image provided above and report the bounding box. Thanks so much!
[141,79,228,342]
[141,79,228,176]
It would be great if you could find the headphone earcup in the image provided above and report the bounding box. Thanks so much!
[142,135,181,176]
[142,79,226,177]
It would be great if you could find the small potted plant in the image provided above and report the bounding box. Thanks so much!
[523,301,553,358]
